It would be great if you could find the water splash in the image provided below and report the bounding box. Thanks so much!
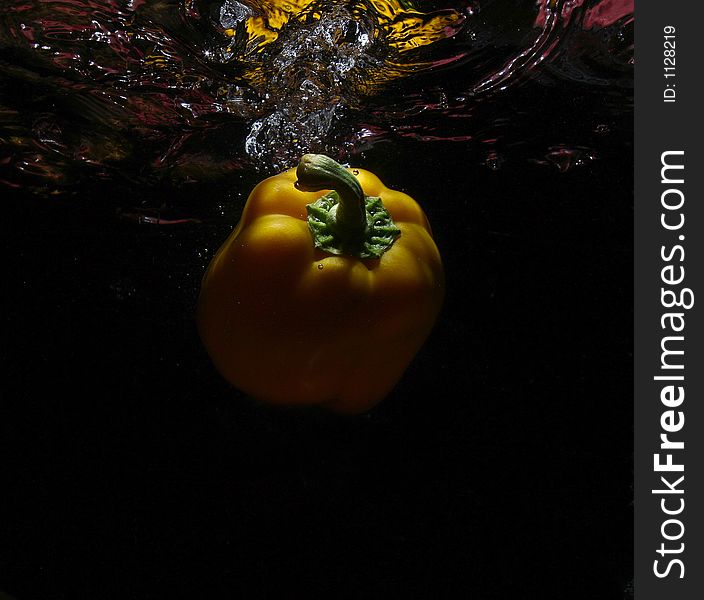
[210,0,469,169]
[0,0,633,197]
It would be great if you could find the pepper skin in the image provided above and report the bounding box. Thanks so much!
[197,155,444,414]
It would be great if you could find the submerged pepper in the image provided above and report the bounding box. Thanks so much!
[197,154,444,414]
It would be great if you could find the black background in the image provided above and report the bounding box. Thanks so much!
[1,55,633,600]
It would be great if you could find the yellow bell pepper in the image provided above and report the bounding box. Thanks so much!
[197,154,444,414]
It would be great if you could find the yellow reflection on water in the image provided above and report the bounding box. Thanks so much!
[224,0,464,60]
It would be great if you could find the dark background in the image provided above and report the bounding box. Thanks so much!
[2,115,632,600]
[1,1,633,596]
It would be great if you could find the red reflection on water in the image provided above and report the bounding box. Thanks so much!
[535,0,633,29]
[584,0,633,29]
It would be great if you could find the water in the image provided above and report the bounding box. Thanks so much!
[2,2,633,598]
[1,0,632,195]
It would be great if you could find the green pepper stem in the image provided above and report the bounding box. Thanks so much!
[296,154,367,243]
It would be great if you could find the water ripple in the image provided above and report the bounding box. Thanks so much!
[0,0,633,197]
